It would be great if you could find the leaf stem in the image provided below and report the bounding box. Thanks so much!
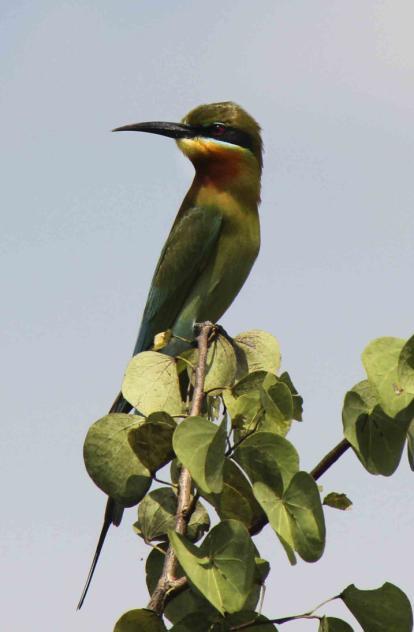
[226,408,263,457]
[229,594,340,629]
[153,475,177,488]
[147,322,213,614]
[229,615,321,630]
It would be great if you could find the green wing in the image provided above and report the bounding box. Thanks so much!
[133,206,222,355]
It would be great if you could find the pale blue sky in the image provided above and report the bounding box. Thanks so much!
[1,1,414,630]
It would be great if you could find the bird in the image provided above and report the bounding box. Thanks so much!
[78,101,263,608]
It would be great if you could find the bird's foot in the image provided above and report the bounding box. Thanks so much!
[193,321,232,345]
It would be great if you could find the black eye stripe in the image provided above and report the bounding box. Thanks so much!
[195,124,254,152]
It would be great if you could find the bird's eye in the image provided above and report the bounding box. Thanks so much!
[210,123,226,136]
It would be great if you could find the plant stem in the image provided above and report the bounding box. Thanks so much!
[310,438,351,481]
[147,322,213,614]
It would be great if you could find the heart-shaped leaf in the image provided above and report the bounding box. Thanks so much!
[223,372,267,429]
[233,329,281,378]
[233,437,324,564]
[224,390,263,434]
[173,417,226,494]
[224,372,299,438]
[233,433,325,563]
[260,375,293,436]
[399,334,414,394]
[122,351,183,416]
[279,372,303,421]
[170,519,255,615]
[186,333,237,393]
[130,412,175,473]
[341,582,413,632]
[135,487,209,543]
[233,432,299,490]
[318,617,353,632]
[343,381,413,476]
[262,471,325,563]
[113,608,167,632]
[207,459,265,532]
[83,414,151,507]
[145,546,218,624]
[362,337,414,416]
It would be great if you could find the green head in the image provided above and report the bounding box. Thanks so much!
[180,101,263,170]
[113,101,263,172]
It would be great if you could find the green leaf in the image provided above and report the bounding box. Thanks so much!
[323,492,353,511]
[270,471,326,562]
[135,488,176,542]
[224,390,263,434]
[223,372,266,425]
[145,547,218,624]
[279,372,303,421]
[186,333,237,392]
[341,582,413,632]
[113,609,167,632]
[342,380,376,453]
[362,337,414,416]
[224,371,299,438]
[170,613,220,631]
[171,611,277,632]
[225,611,278,630]
[260,375,293,437]
[134,487,210,543]
[145,544,166,595]
[170,519,256,615]
[233,329,281,378]
[207,395,222,422]
[173,417,226,494]
[223,371,266,427]
[233,433,324,562]
[319,617,354,632]
[354,379,379,410]
[233,432,299,490]
[233,371,268,396]
[254,557,270,584]
[343,383,413,476]
[122,351,183,416]
[129,412,175,473]
[407,421,414,471]
[243,560,269,613]
[399,335,414,394]
[170,458,187,487]
[205,334,238,392]
[186,502,211,542]
[83,414,151,507]
[207,459,265,532]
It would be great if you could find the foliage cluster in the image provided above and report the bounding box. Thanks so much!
[83,329,414,631]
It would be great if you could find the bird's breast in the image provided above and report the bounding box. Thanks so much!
[192,201,260,323]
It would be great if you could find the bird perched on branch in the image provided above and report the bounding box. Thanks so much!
[78,101,263,608]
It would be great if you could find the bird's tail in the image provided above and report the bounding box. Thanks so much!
[77,497,123,609]
[77,391,131,609]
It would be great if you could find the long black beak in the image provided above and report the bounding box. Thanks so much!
[112,121,196,139]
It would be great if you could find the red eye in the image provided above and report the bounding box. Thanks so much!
[211,123,226,136]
